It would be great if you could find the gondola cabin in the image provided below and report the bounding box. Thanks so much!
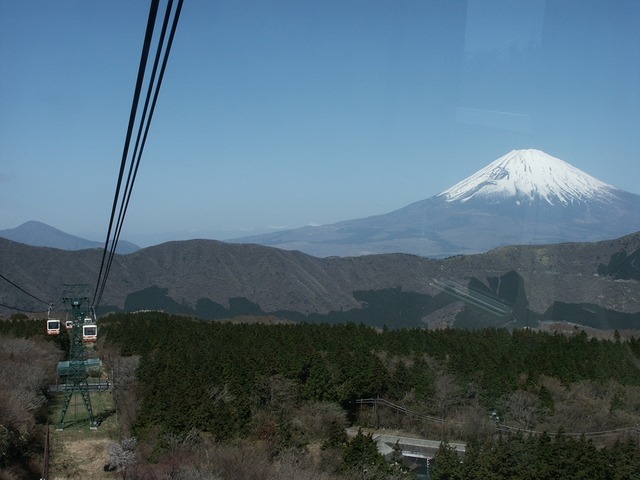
[65,320,73,330]
[47,319,61,335]
[82,323,97,342]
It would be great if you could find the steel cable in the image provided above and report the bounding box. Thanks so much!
[95,0,183,308]
[0,273,52,306]
[92,0,161,307]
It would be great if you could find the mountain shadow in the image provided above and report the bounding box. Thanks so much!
[122,274,543,330]
[124,286,193,315]
[598,249,640,281]
[542,302,640,330]
[454,271,540,329]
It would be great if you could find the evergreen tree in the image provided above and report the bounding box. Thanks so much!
[605,438,640,480]
[341,429,390,478]
[431,441,462,480]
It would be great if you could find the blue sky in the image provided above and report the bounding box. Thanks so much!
[1,0,639,246]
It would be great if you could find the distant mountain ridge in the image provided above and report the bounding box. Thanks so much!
[0,221,139,254]
[1,232,639,331]
[232,149,640,258]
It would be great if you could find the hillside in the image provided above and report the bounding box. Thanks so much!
[1,232,639,329]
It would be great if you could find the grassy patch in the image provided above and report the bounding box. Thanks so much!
[48,390,121,479]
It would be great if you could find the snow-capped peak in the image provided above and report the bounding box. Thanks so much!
[439,149,616,205]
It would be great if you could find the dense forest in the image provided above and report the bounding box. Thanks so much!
[2,313,640,478]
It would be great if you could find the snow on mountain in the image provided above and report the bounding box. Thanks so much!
[231,148,640,257]
[439,149,616,205]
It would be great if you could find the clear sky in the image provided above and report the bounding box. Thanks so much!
[1,0,639,247]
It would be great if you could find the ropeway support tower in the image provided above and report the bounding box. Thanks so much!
[57,285,97,430]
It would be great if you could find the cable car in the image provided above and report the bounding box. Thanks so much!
[82,311,98,343]
[82,323,98,343]
[47,319,61,335]
[65,320,73,330]
[46,303,60,335]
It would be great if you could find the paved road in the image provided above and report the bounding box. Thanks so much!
[346,426,465,459]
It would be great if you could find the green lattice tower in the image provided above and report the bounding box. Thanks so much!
[57,285,97,430]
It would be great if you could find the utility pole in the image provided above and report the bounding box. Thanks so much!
[57,285,97,430]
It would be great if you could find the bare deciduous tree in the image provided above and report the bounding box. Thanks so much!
[0,335,61,474]
[497,390,540,429]
[106,437,137,479]
[431,374,461,418]
[109,354,141,434]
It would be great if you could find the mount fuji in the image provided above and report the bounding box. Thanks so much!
[234,149,640,258]
[441,149,617,206]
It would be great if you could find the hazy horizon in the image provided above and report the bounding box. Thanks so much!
[2,1,639,246]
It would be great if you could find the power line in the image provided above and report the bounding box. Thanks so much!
[93,0,183,308]
[357,397,639,440]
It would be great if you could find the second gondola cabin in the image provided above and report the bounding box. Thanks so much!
[82,316,97,342]
[47,319,61,335]
[82,323,97,342]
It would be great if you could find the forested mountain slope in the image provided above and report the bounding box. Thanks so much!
[1,232,639,330]
[100,314,640,477]
[3,315,640,478]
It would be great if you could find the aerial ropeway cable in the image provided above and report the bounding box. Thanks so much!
[108,0,184,265]
[0,302,49,313]
[0,272,53,312]
[92,0,183,309]
[92,0,159,308]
